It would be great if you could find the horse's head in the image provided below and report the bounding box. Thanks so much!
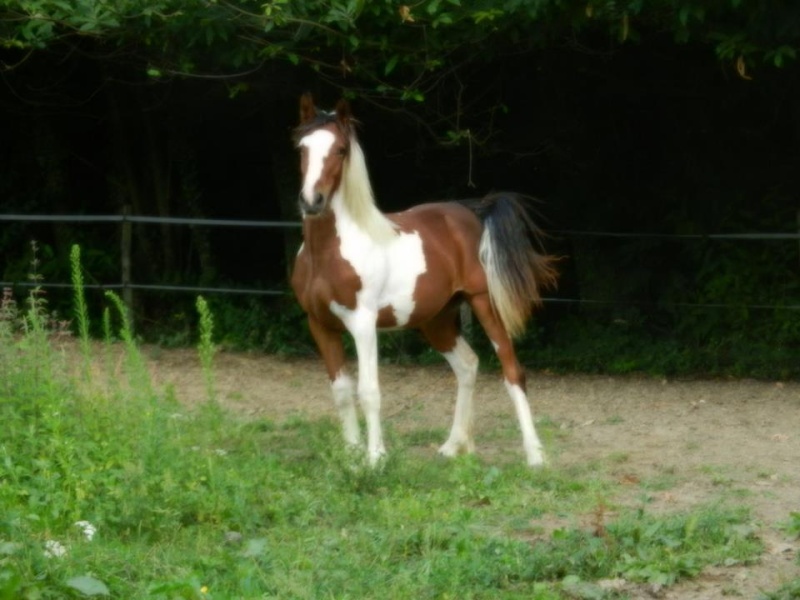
[294,93,353,217]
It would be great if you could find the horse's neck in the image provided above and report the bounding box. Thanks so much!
[301,212,338,256]
[337,141,397,244]
[331,192,396,246]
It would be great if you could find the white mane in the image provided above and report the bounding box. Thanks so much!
[337,138,398,244]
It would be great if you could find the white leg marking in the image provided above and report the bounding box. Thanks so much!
[504,380,546,467]
[439,336,478,457]
[331,371,360,447]
[350,312,385,466]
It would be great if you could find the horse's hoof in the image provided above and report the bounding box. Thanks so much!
[367,448,387,468]
[438,444,458,458]
[527,452,547,468]
[438,439,475,458]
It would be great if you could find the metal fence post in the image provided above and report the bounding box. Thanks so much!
[121,205,133,329]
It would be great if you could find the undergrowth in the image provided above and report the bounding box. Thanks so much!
[148,294,799,379]
[0,244,771,599]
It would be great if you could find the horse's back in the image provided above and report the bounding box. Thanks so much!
[390,201,482,249]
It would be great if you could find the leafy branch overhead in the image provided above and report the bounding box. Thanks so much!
[2,0,799,98]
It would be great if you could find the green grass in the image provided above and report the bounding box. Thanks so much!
[0,245,768,599]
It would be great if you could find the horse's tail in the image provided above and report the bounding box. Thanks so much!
[466,192,559,339]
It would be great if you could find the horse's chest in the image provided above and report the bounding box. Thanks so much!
[296,230,426,329]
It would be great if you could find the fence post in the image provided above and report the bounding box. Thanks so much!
[121,205,134,329]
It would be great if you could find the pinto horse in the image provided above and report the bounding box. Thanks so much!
[290,93,558,467]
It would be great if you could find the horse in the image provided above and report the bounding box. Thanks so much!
[290,93,558,467]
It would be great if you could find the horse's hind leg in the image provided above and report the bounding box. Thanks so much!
[420,308,479,457]
[307,316,361,448]
[468,294,546,466]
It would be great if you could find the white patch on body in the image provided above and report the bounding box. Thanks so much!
[439,336,479,456]
[330,203,426,328]
[298,129,335,204]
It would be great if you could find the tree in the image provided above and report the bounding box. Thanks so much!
[2,1,799,135]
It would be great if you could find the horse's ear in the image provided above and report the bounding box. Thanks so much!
[299,93,316,125]
[334,98,352,128]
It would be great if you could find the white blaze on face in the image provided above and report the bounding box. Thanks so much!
[298,129,336,204]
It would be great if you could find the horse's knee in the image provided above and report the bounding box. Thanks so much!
[444,336,479,383]
[331,373,355,408]
[490,341,526,390]
[508,364,526,389]
[358,388,381,412]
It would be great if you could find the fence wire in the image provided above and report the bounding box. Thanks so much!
[2,213,799,310]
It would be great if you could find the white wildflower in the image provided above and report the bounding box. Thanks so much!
[44,540,67,558]
[74,520,97,541]
[213,449,228,457]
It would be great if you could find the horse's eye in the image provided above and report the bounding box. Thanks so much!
[337,146,348,157]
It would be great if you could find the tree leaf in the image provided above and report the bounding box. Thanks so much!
[384,54,398,76]
[65,575,110,597]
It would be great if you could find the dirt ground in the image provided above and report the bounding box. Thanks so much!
[138,346,800,599]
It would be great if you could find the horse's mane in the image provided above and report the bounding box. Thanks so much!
[340,137,397,243]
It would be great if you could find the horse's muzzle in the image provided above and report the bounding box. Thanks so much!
[299,192,326,216]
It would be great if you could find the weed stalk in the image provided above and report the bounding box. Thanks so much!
[70,244,92,379]
[105,290,152,398]
[196,295,217,404]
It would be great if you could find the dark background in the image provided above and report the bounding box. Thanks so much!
[1,27,798,377]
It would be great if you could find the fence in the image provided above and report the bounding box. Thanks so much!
[2,212,800,317]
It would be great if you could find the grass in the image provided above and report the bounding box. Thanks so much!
[0,245,772,599]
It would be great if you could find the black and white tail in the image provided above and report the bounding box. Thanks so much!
[467,192,558,338]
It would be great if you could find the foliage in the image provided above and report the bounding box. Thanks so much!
[758,578,800,600]
[2,0,799,101]
[512,312,800,380]
[198,294,798,378]
[0,251,767,598]
[778,512,800,539]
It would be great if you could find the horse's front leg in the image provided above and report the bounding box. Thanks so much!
[307,316,360,448]
[349,310,385,465]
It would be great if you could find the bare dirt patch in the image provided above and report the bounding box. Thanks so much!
[131,345,800,598]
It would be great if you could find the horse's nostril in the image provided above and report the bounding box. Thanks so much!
[299,191,326,215]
